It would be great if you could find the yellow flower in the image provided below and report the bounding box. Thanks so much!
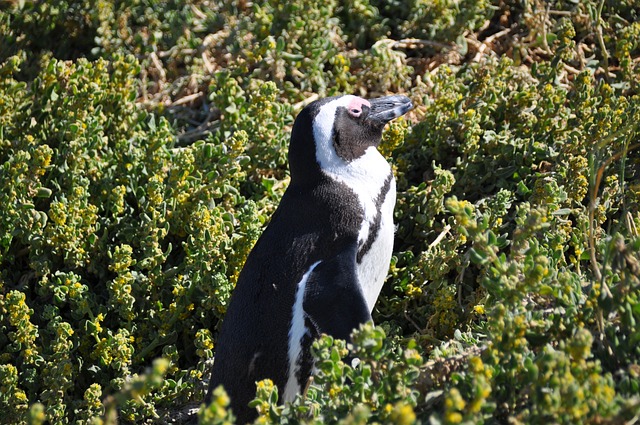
[469,356,484,373]
[445,411,462,424]
[390,402,416,425]
[256,379,273,391]
[406,283,422,297]
[473,304,485,315]
[214,391,230,407]
[446,388,466,410]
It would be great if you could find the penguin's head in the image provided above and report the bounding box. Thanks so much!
[289,95,413,184]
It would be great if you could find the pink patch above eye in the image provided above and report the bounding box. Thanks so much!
[347,97,370,117]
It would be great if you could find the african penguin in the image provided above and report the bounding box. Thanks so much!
[205,94,413,423]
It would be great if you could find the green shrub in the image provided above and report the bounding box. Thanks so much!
[0,0,639,424]
[0,53,263,423]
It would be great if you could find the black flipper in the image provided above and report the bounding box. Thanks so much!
[303,242,372,340]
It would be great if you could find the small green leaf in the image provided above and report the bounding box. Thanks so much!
[552,208,571,216]
[36,187,52,198]
[539,285,553,296]
[469,247,488,265]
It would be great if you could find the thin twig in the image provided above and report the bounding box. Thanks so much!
[149,51,167,83]
[627,212,639,238]
[404,309,424,333]
[484,28,512,45]
[548,10,572,16]
[563,63,582,75]
[170,92,204,107]
[293,93,320,111]
[429,224,452,249]
[595,0,611,81]
[392,38,454,50]
[176,109,220,144]
[471,28,512,62]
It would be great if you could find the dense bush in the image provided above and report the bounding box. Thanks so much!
[1,0,639,424]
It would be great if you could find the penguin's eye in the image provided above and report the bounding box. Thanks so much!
[345,97,371,120]
[346,106,370,120]
[348,107,362,118]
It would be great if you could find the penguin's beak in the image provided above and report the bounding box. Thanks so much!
[366,95,413,127]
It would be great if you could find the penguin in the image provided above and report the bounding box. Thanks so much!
[204,94,413,423]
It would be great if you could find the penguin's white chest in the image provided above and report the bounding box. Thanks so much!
[355,178,396,311]
[326,147,396,312]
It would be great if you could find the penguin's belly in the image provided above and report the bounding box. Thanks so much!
[356,179,396,312]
